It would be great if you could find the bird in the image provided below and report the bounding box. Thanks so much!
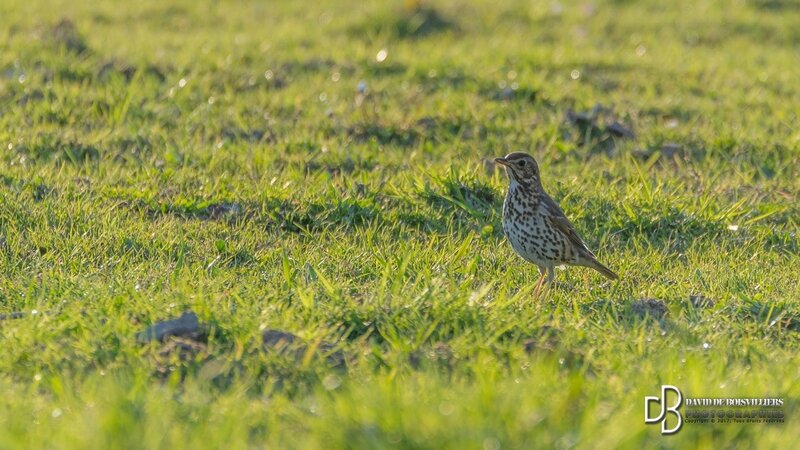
[494,152,618,299]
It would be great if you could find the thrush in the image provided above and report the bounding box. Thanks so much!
[494,152,618,299]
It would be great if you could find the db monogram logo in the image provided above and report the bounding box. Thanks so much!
[644,385,683,435]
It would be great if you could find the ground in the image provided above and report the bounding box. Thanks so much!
[0,0,799,448]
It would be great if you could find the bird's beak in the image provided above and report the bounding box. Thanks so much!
[494,157,509,167]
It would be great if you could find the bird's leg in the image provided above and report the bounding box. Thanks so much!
[533,273,546,301]
[535,267,559,299]
[549,268,576,291]
[533,267,547,301]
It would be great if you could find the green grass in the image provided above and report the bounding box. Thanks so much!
[1,0,799,448]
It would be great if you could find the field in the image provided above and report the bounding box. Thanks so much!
[1,0,799,448]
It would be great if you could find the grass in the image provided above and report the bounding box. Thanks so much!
[0,0,799,448]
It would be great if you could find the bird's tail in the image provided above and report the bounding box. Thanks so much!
[584,259,619,280]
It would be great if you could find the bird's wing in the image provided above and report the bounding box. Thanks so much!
[541,194,597,259]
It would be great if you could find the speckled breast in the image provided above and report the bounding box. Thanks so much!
[502,187,573,267]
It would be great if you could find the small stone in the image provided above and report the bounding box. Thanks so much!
[606,121,634,139]
[565,109,596,127]
[137,311,202,343]
[261,329,345,366]
[415,116,437,130]
[523,339,537,354]
[261,329,300,349]
[689,295,715,309]
[661,143,681,158]
[631,298,668,319]
[0,311,26,321]
[205,202,242,220]
[50,19,89,55]
[158,337,208,361]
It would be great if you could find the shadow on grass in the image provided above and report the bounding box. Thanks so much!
[557,194,724,252]
[303,155,376,177]
[580,298,670,325]
[96,59,167,82]
[408,67,540,106]
[334,115,482,147]
[344,122,421,147]
[269,198,381,232]
[14,137,101,164]
[112,194,386,235]
[350,6,458,40]
[751,0,800,11]
[48,18,90,55]
[732,300,800,332]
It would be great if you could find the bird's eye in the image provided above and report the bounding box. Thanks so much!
[518,160,526,167]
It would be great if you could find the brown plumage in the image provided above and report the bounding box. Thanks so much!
[495,152,618,298]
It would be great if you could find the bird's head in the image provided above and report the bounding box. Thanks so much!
[494,152,541,188]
